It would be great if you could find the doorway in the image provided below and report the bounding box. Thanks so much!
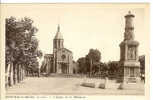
[61,63,68,74]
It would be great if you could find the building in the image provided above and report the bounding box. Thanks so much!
[41,25,74,74]
[118,11,140,83]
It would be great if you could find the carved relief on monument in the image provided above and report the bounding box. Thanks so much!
[124,29,134,40]
[127,46,136,60]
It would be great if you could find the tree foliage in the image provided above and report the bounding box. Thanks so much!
[77,49,101,74]
[6,16,40,70]
[76,48,120,78]
[77,57,86,74]
[86,49,101,62]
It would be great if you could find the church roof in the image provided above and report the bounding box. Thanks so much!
[63,48,72,53]
[54,24,63,39]
[56,48,72,53]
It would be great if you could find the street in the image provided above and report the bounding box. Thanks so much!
[6,77,144,95]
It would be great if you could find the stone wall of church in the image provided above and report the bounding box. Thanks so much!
[43,54,54,74]
[68,54,73,74]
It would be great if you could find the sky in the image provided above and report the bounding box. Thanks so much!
[2,3,149,62]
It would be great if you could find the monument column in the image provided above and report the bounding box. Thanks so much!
[119,11,140,84]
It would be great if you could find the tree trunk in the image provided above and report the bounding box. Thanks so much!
[25,69,27,77]
[17,64,19,83]
[5,63,10,88]
[90,59,92,77]
[26,69,28,77]
[9,62,14,87]
[19,65,22,81]
[17,64,21,83]
[21,65,24,81]
[23,67,25,80]
[5,64,9,88]
[38,68,40,77]
[13,63,17,85]
[21,66,23,81]
[27,70,29,77]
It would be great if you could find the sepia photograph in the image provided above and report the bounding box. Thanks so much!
[0,3,150,100]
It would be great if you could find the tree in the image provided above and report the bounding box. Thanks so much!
[86,49,101,76]
[107,61,119,79]
[77,57,86,74]
[76,49,102,76]
[99,62,109,77]
[87,49,101,62]
[37,50,43,59]
[5,16,40,87]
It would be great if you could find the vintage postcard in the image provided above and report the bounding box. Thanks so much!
[0,3,150,100]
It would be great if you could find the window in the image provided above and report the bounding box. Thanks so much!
[61,54,66,60]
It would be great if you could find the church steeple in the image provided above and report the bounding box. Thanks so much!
[54,24,63,39]
[57,24,60,32]
[53,24,64,51]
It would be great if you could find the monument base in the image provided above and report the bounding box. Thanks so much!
[118,80,143,90]
[117,60,140,83]
[117,77,140,83]
[124,77,141,83]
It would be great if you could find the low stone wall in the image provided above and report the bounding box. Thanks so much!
[81,83,95,88]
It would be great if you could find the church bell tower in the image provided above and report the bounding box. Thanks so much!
[53,24,64,52]
[53,24,64,73]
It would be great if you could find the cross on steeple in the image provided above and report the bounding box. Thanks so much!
[54,24,63,39]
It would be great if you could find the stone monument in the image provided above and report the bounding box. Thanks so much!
[118,11,140,83]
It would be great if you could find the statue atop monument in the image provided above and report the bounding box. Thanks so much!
[124,11,135,41]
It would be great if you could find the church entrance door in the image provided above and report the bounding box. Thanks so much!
[61,63,68,74]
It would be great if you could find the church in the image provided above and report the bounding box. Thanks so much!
[41,25,75,74]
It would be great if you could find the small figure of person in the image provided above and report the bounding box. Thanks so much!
[141,74,145,83]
